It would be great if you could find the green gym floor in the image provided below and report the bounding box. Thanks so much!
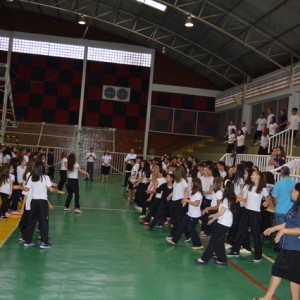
[0,175,289,300]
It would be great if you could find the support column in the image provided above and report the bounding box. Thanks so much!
[76,42,88,157]
[1,33,13,144]
[142,49,155,158]
[241,104,252,134]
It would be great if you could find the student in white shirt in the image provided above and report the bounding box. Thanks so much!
[0,165,14,219]
[252,112,267,145]
[58,151,68,191]
[288,107,300,145]
[241,121,248,136]
[123,148,137,186]
[199,166,214,237]
[224,129,236,153]
[225,120,237,138]
[255,127,269,155]
[266,107,275,127]
[166,166,189,239]
[228,170,272,262]
[23,161,63,249]
[196,180,237,265]
[64,153,89,213]
[85,148,96,181]
[268,116,278,150]
[101,150,112,183]
[235,129,245,154]
[127,157,141,202]
[18,158,39,242]
[9,157,27,214]
[166,178,203,250]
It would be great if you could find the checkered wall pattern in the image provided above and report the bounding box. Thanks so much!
[2,51,150,130]
[150,91,218,136]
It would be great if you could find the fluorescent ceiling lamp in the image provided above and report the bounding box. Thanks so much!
[136,0,167,12]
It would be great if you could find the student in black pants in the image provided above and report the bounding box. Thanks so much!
[58,151,68,191]
[148,173,174,230]
[166,178,203,250]
[196,180,237,265]
[23,161,64,249]
[167,166,189,240]
[64,153,89,213]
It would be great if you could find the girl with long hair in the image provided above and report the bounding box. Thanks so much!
[253,183,300,300]
[167,166,189,239]
[228,170,272,262]
[196,180,237,265]
[58,151,68,191]
[64,153,89,213]
[23,161,64,248]
[18,158,39,241]
[166,177,203,250]
[0,165,14,219]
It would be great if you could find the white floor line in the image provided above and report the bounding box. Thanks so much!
[250,247,275,263]
[54,205,136,212]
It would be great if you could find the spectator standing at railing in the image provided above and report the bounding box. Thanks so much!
[85,147,96,181]
[241,121,248,137]
[235,129,246,154]
[224,128,236,154]
[288,107,300,147]
[225,120,237,139]
[268,116,278,150]
[255,127,269,155]
[278,109,288,132]
[252,112,267,145]
[266,108,275,128]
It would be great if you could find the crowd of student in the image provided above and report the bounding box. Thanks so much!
[224,107,300,155]
[125,154,300,300]
[0,147,90,249]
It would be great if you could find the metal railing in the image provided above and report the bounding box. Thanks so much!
[10,144,133,175]
[268,128,293,156]
[220,153,300,183]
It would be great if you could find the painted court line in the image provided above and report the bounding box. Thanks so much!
[0,216,21,248]
[201,239,280,299]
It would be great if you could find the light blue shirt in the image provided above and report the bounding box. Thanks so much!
[272,177,296,214]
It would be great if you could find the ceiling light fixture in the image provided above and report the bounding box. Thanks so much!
[78,15,86,25]
[136,0,167,12]
[161,47,166,54]
[185,14,194,27]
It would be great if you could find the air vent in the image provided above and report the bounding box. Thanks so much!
[102,85,130,102]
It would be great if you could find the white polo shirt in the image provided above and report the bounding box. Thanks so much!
[68,163,79,179]
[217,198,233,227]
[243,186,269,212]
[26,175,52,200]
[256,118,267,131]
[187,191,202,218]
[172,179,188,201]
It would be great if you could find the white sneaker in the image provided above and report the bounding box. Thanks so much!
[11,210,20,215]
[240,247,252,254]
[253,258,262,263]
[64,207,71,211]
[138,215,145,219]
[224,243,232,249]
[74,209,82,213]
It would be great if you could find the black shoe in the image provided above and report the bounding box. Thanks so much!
[227,251,239,258]
[214,260,227,266]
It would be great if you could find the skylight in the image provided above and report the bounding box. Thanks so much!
[136,0,167,12]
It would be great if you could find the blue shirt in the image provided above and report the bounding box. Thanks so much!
[282,206,300,251]
[272,177,296,214]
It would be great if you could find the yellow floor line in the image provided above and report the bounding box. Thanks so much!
[0,215,21,248]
